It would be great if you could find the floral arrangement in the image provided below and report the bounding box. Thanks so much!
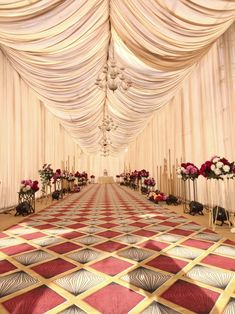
[139,169,149,178]
[131,169,149,179]
[20,180,39,193]
[75,171,88,180]
[39,164,54,185]
[67,173,76,181]
[144,178,156,186]
[116,175,120,178]
[177,162,199,181]
[200,156,234,179]
[53,169,61,183]
[148,190,168,202]
[90,175,95,179]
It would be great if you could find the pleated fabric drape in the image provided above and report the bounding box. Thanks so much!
[124,23,235,208]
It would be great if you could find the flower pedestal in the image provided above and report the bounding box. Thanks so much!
[18,191,35,213]
[41,183,51,201]
[182,180,188,213]
[61,178,69,194]
[68,180,75,192]
[54,180,62,199]
[207,179,231,231]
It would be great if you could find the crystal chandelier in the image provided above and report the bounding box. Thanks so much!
[95,45,132,92]
[99,133,111,157]
[98,114,117,132]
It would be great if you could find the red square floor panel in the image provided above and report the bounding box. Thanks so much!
[35,224,55,230]
[223,239,235,246]
[96,230,121,238]
[138,240,170,251]
[161,279,220,313]
[0,260,17,274]
[132,230,156,237]
[201,254,235,271]
[84,283,144,314]
[0,243,36,256]
[31,258,76,278]
[20,232,46,240]
[168,229,195,236]
[130,222,148,228]
[90,256,133,276]
[48,242,81,254]
[2,285,66,314]
[146,255,188,274]
[182,239,214,250]
[98,223,118,229]
[0,232,8,238]
[60,231,85,239]
[67,223,87,229]
[94,241,127,253]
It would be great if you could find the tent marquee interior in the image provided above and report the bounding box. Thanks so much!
[0,0,235,210]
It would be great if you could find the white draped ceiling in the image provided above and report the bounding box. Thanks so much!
[0,0,234,155]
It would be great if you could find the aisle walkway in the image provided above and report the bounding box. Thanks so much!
[0,184,235,314]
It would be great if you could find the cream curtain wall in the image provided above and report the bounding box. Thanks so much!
[124,23,235,208]
[0,49,82,210]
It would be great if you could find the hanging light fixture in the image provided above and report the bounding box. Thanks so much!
[98,98,117,133]
[95,43,132,92]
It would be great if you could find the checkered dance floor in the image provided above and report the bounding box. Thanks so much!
[0,184,235,313]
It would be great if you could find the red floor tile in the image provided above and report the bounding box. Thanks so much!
[161,280,220,313]
[147,255,188,274]
[201,254,235,271]
[0,260,17,274]
[66,223,86,229]
[96,231,121,238]
[168,229,194,236]
[98,223,118,228]
[0,243,36,256]
[48,242,81,254]
[84,283,144,314]
[20,232,46,240]
[94,241,126,252]
[60,231,85,239]
[139,240,169,251]
[3,285,66,314]
[182,239,214,250]
[132,230,156,237]
[31,258,77,278]
[90,257,133,276]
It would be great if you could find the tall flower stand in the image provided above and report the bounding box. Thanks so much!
[40,182,51,201]
[182,179,197,213]
[18,191,35,213]
[61,178,69,194]
[68,180,75,192]
[54,179,62,199]
[182,180,188,213]
[207,179,231,230]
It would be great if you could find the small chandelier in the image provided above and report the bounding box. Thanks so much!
[98,114,117,132]
[99,135,112,147]
[95,45,132,92]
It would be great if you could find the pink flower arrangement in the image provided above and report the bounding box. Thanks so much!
[53,169,61,183]
[140,169,149,178]
[39,164,54,183]
[177,162,199,181]
[200,156,234,179]
[20,180,39,193]
[144,178,156,186]
[90,175,95,178]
